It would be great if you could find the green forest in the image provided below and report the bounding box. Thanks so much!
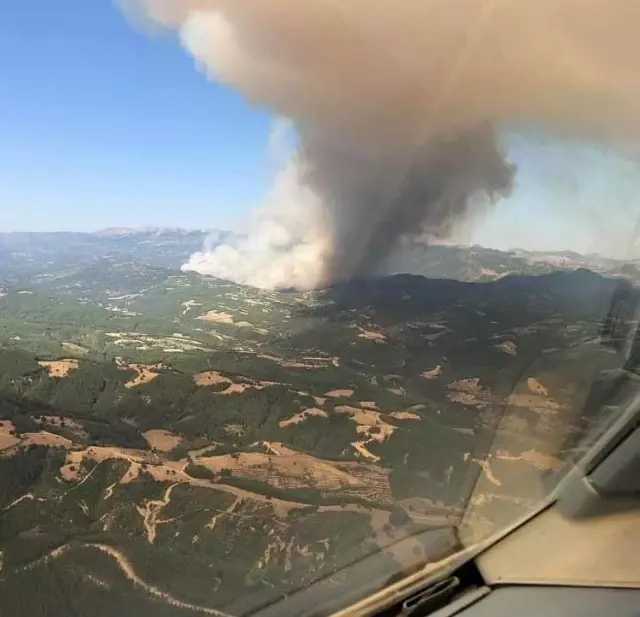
[0,243,630,616]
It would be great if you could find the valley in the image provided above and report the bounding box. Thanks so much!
[0,230,635,616]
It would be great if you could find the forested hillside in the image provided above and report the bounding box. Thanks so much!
[0,234,635,616]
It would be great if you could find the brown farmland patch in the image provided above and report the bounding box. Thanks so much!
[125,364,160,389]
[143,429,183,452]
[39,359,78,378]
[527,378,549,396]
[359,401,378,409]
[195,450,363,492]
[279,408,328,427]
[421,365,442,379]
[334,406,395,441]
[325,389,354,398]
[390,411,421,421]
[198,311,234,324]
[220,383,250,395]
[358,330,387,342]
[446,377,490,408]
[506,393,560,415]
[194,370,232,387]
[21,431,73,449]
[0,420,19,451]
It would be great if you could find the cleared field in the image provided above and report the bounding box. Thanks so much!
[124,364,160,388]
[279,408,328,427]
[325,389,354,398]
[38,359,78,378]
[194,370,231,386]
[198,310,234,324]
[143,429,183,452]
[0,421,19,451]
[195,450,365,492]
[390,411,421,420]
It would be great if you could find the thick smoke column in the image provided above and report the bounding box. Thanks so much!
[130,0,640,289]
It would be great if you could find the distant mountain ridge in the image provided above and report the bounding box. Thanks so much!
[385,242,640,284]
[1,229,640,286]
[0,229,211,278]
[93,227,198,237]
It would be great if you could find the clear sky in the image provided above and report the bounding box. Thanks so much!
[0,0,275,232]
[3,0,640,257]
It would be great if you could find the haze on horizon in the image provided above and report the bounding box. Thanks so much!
[3,1,640,267]
[4,129,640,263]
[1,220,639,264]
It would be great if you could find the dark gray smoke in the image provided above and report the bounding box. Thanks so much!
[127,0,640,289]
[303,125,514,284]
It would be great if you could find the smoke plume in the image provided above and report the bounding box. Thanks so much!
[129,0,640,289]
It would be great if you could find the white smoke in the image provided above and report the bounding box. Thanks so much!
[128,0,640,289]
[185,160,330,289]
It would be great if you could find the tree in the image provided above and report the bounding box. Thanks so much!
[389,506,411,528]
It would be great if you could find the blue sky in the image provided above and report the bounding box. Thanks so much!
[2,0,640,257]
[0,0,275,231]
